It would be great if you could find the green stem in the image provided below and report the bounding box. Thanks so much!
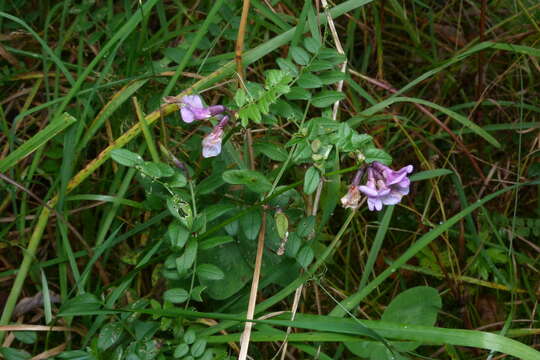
[0,0,377,340]
[0,207,51,340]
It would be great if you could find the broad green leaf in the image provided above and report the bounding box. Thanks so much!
[311,91,346,108]
[176,239,198,275]
[98,322,123,350]
[304,37,321,54]
[285,86,312,101]
[163,47,187,63]
[197,173,226,195]
[253,142,289,162]
[297,216,316,237]
[140,161,163,178]
[174,344,189,358]
[303,166,320,195]
[290,46,310,66]
[0,348,31,360]
[168,172,188,188]
[296,246,314,269]
[167,222,190,249]
[275,212,289,239]
[133,320,160,341]
[285,232,302,257]
[110,149,143,167]
[191,285,207,302]
[234,88,249,107]
[198,242,251,300]
[297,72,323,88]
[265,69,291,87]
[319,70,346,85]
[154,162,175,177]
[191,339,207,357]
[276,58,299,77]
[364,148,392,165]
[318,47,347,64]
[241,210,262,240]
[163,288,189,304]
[203,203,236,222]
[222,170,272,193]
[197,264,225,280]
[59,293,102,316]
[184,329,197,344]
[199,350,213,360]
[308,59,335,71]
[200,236,234,250]
[13,331,36,344]
[382,286,442,326]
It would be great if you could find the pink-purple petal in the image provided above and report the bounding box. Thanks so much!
[358,185,379,197]
[180,108,196,123]
[182,95,204,108]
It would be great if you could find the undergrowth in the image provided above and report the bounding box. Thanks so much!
[0,0,539,359]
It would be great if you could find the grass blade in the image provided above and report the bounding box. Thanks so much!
[0,113,77,173]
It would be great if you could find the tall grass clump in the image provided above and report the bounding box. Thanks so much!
[0,1,539,359]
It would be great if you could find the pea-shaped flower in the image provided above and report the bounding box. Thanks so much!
[179,95,225,123]
[342,162,413,212]
[358,163,413,211]
[201,115,229,158]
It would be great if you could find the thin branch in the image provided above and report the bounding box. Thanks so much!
[235,0,252,81]
[238,211,267,360]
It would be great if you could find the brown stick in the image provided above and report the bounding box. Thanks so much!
[235,0,252,81]
[238,211,266,360]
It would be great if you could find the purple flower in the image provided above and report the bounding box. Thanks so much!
[201,116,229,158]
[372,162,413,188]
[179,95,225,123]
[357,163,413,211]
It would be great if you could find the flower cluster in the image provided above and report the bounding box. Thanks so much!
[165,95,229,158]
[341,162,413,211]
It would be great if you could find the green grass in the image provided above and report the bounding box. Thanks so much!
[0,1,539,359]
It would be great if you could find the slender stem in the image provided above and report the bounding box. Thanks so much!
[0,207,51,341]
[133,97,160,163]
[238,211,266,360]
[235,0,251,80]
[320,0,347,120]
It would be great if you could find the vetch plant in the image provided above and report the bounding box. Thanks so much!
[4,1,537,358]
[201,115,228,158]
[342,162,413,211]
[164,95,232,158]
[165,94,226,123]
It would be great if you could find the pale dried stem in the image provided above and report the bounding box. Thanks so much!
[320,0,347,120]
[238,212,267,360]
